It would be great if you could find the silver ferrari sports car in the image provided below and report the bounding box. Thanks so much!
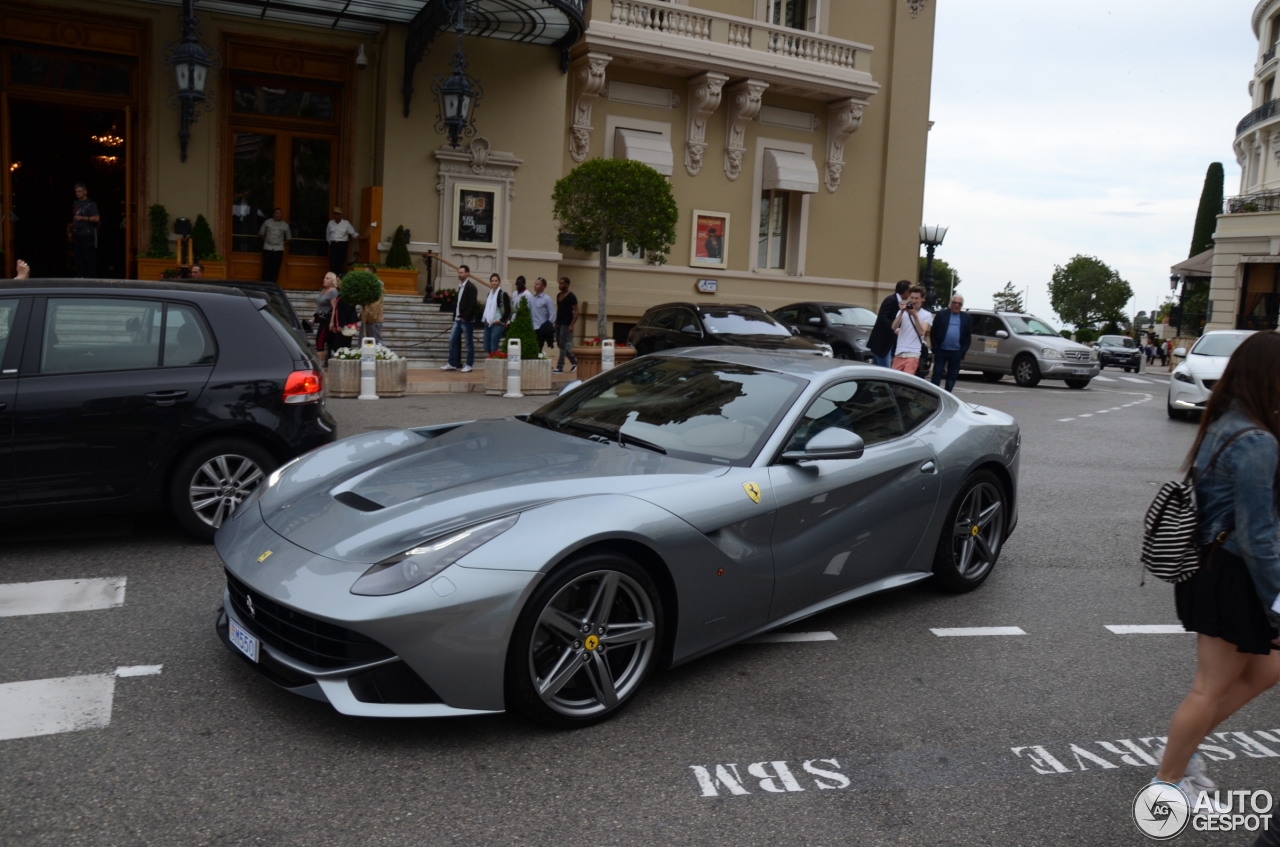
[215,348,1020,727]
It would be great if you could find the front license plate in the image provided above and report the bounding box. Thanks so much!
[1072,368,1091,375]
[229,618,260,663]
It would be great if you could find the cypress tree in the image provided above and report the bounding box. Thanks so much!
[1188,162,1224,257]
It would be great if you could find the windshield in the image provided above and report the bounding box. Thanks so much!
[1100,335,1135,348]
[1006,315,1061,337]
[823,305,876,327]
[1190,332,1251,358]
[530,357,806,466]
[701,309,793,338]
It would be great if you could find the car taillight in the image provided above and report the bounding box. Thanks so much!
[283,369,323,404]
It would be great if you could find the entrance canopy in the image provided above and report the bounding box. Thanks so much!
[1171,248,1214,278]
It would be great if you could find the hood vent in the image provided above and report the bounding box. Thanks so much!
[335,491,384,512]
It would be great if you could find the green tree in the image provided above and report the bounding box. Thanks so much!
[553,159,678,339]
[503,296,541,359]
[1048,254,1134,331]
[917,257,959,305]
[1189,162,1224,258]
[991,281,1025,312]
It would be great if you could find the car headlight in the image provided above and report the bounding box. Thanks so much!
[350,514,519,596]
[1173,370,1195,384]
[1041,348,1065,360]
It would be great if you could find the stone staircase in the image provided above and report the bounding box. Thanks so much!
[287,291,459,365]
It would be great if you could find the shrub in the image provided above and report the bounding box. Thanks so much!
[339,269,384,307]
[143,204,173,258]
[386,226,412,269]
[192,214,219,261]
[503,297,542,359]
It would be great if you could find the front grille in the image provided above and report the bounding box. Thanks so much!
[348,663,442,705]
[226,571,394,668]
[1063,350,1091,362]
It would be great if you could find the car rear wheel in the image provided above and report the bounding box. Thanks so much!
[1012,355,1041,387]
[170,438,275,541]
[506,553,662,728]
[932,470,1006,593]
[981,372,1003,383]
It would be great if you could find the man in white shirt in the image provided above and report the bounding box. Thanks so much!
[259,207,291,283]
[325,206,359,275]
[528,277,556,352]
[890,285,932,375]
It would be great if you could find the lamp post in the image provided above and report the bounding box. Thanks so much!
[432,0,483,149]
[169,0,214,163]
[919,224,948,307]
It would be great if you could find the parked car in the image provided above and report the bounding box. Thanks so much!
[1167,329,1256,419]
[628,302,832,356]
[960,310,1099,388]
[770,302,876,361]
[215,347,1019,727]
[0,279,336,539]
[1096,334,1142,372]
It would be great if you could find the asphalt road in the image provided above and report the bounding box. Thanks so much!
[2,369,1274,847]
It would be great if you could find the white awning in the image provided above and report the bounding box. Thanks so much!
[1171,248,1214,277]
[763,149,819,194]
[615,128,673,176]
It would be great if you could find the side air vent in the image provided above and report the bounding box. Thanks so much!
[334,491,384,512]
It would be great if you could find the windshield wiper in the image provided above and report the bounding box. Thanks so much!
[525,412,561,431]
[559,420,667,453]
[618,432,666,454]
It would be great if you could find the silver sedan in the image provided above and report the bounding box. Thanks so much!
[215,348,1020,727]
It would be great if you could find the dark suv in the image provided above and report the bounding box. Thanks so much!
[0,279,335,539]
[1096,334,1141,372]
[628,303,832,356]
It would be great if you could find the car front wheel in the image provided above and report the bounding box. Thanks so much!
[981,372,1003,383]
[1012,355,1041,387]
[506,553,662,728]
[933,470,1007,593]
[1167,400,1189,420]
[170,438,275,541]
[1065,379,1090,389]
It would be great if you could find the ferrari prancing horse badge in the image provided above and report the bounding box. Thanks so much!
[743,482,762,504]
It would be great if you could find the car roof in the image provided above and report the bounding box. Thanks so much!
[0,277,262,301]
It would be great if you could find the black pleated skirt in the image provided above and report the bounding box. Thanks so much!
[1175,549,1279,655]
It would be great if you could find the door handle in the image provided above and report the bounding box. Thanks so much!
[144,390,189,407]
[920,461,937,474]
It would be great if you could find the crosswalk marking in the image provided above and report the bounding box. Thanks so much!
[0,577,126,618]
[931,626,1026,637]
[0,674,115,741]
[1105,624,1191,635]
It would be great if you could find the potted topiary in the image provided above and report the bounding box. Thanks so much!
[136,204,176,280]
[376,225,419,294]
[190,214,228,277]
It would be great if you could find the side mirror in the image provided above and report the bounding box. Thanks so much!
[1173,347,1187,358]
[780,427,865,463]
[994,330,1009,339]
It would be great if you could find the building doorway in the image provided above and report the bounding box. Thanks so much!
[7,100,129,279]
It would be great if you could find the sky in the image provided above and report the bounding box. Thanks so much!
[923,0,1259,326]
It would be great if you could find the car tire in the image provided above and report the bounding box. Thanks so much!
[981,372,1003,383]
[169,438,275,541]
[1012,355,1041,387]
[1064,379,1090,389]
[834,347,855,360]
[932,469,1007,593]
[1167,401,1189,420]
[506,552,663,728]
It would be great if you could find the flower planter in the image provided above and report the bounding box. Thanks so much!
[328,357,405,398]
[571,345,637,380]
[485,357,554,395]
[376,358,408,397]
[377,267,419,295]
[326,359,359,398]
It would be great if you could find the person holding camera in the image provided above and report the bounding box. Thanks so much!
[890,285,932,375]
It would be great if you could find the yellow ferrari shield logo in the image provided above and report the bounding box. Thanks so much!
[257,550,273,563]
[584,635,600,651]
[743,482,762,504]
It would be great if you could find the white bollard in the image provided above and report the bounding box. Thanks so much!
[503,338,524,398]
[601,338,616,371]
[358,336,379,400]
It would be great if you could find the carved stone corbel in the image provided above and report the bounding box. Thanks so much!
[686,72,728,176]
[724,79,768,181]
[906,0,927,17]
[570,52,612,163]
[824,99,865,192]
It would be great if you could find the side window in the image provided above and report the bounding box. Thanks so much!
[161,305,215,367]
[41,298,162,374]
[774,306,800,325]
[889,383,941,432]
[0,298,18,366]
[675,308,700,334]
[972,315,999,336]
[649,309,677,331]
[786,380,905,451]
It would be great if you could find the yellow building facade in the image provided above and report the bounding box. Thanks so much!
[0,0,937,341]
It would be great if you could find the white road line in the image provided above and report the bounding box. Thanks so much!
[931,626,1026,637]
[115,665,163,677]
[0,674,115,741]
[749,631,838,643]
[1105,625,1192,635]
[0,577,126,618]
[1121,376,1152,383]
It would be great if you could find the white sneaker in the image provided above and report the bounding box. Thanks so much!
[1154,744,1217,792]
[460,365,473,373]
[440,364,457,371]
[1151,778,1230,816]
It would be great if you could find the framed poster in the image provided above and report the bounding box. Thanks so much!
[452,184,499,248]
[691,210,728,269]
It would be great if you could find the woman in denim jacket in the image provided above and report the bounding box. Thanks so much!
[1153,331,1280,802]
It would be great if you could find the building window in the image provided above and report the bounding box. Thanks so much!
[753,144,818,273]
[758,189,790,269]
[764,0,820,31]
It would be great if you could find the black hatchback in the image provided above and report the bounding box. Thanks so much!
[628,302,832,357]
[0,279,336,539]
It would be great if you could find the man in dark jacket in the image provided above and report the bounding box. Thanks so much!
[868,280,910,367]
[929,293,972,392]
[442,264,479,372]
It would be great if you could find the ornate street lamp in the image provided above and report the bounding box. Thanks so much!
[431,0,483,149]
[168,0,217,163]
[919,224,948,307]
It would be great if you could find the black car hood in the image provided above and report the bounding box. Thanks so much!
[712,333,825,354]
